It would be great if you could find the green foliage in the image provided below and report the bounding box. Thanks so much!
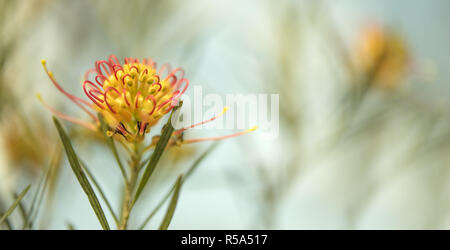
[159,175,183,230]
[0,185,31,226]
[133,104,181,205]
[79,159,119,226]
[53,117,110,230]
[139,142,219,229]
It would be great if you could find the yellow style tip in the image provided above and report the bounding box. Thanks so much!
[36,93,49,107]
[249,125,258,132]
[217,106,229,117]
[41,59,50,73]
[36,93,50,109]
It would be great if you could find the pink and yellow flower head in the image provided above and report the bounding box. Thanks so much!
[40,55,256,144]
[41,55,187,142]
[354,24,410,88]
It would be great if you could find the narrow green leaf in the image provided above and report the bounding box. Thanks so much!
[159,175,183,230]
[133,104,181,205]
[0,185,31,226]
[25,158,50,228]
[2,217,12,230]
[79,159,119,226]
[14,194,28,229]
[98,114,128,181]
[32,146,63,230]
[139,155,151,172]
[53,117,110,230]
[26,147,59,229]
[139,142,219,229]
[139,181,176,230]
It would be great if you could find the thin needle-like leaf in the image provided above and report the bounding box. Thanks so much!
[139,180,176,230]
[158,175,183,230]
[139,155,151,171]
[0,185,31,226]
[2,218,12,230]
[98,114,127,181]
[53,117,110,230]
[79,159,120,226]
[25,159,50,228]
[26,148,59,229]
[14,195,28,229]
[133,104,181,205]
[139,142,219,229]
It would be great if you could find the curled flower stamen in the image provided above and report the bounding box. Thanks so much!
[122,74,132,85]
[165,67,185,86]
[145,57,156,68]
[112,65,123,80]
[104,87,121,114]
[122,88,130,106]
[112,64,123,72]
[83,80,101,91]
[158,63,172,78]
[89,89,105,103]
[83,80,105,109]
[84,68,97,81]
[96,60,112,76]
[152,83,162,93]
[145,95,157,115]
[109,54,121,66]
[157,90,180,112]
[152,75,160,83]
[130,65,139,73]
[175,78,189,96]
[95,75,107,87]
[168,75,177,86]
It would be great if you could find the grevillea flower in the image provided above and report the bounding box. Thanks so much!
[354,24,410,88]
[40,55,256,144]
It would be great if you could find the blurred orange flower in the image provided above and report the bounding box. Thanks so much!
[354,24,410,88]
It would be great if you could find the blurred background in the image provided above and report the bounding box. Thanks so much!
[1,0,450,229]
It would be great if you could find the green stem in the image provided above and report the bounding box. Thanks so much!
[118,142,142,230]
